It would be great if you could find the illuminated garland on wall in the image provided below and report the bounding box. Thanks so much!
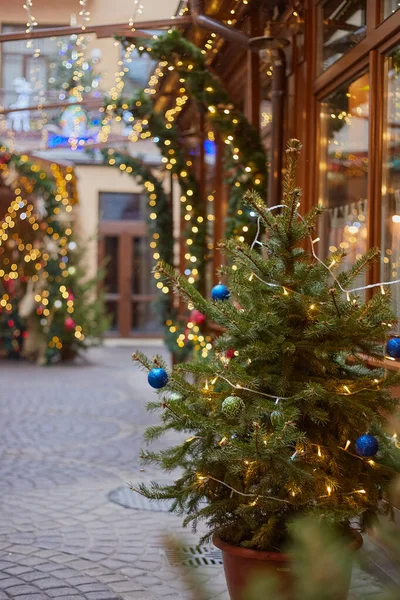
[102,149,193,360]
[105,90,207,290]
[0,147,107,363]
[119,29,268,240]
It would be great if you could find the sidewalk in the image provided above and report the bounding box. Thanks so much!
[0,345,392,599]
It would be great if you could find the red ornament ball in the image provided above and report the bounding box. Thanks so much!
[64,317,76,332]
[226,348,236,359]
[190,309,206,325]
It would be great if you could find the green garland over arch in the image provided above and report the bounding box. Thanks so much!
[119,29,268,239]
[106,89,207,291]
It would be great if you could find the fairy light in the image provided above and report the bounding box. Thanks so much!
[23,0,38,48]
[129,0,144,28]
[78,0,90,30]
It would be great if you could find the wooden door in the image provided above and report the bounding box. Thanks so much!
[98,192,160,338]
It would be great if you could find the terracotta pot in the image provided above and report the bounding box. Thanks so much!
[214,531,362,600]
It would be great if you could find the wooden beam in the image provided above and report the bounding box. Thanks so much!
[245,10,262,131]
[0,98,103,115]
[197,107,206,296]
[213,131,226,282]
[0,17,192,43]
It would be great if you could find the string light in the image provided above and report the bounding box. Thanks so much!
[78,0,90,31]
[249,200,400,297]
[23,0,38,48]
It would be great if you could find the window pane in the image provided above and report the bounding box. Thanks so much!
[104,236,119,294]
[382,0,400,19]
[132,301,162,333]
[319,73,369,291]
[106,301,119,332]
[99,192,146,221]
[132,237,155,295]
[382,49,400,315]
[319,0,367,73]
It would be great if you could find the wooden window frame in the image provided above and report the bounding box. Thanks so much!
[313,0,400,288]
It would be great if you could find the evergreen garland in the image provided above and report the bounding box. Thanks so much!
[118,29,268,239]
[0,148,108,363]
[106,90,207,290]
[102,149,192,360]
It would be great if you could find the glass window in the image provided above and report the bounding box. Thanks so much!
[382,0,400,20]
[99,192,147,221]
[104,236,119,294]
[319,72,369,290]
[106,301,119,332]
[132,301,162,333]
[132,237,156,295]
[382,48,400,315]
[318,0,367,73]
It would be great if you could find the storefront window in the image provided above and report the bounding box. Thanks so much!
[382,0,400,20]
[318,0,367,73]
[319,73,369,291]
[382,48,400,315]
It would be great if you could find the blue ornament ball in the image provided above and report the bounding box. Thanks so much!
[355,434,379,457]
[148,368,169,389]
[386,337,400,360]
[211,284,230,302]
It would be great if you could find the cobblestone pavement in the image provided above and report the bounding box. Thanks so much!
[0,344,392,599]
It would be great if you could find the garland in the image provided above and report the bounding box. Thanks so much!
[0,147,108,363]
[105,90,207,291]
[119,29,268,239]
[102,149,192,360]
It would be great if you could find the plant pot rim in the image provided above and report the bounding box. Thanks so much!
[213,528,363,560]
[213,535,290,561]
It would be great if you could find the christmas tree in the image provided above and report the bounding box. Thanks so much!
[133,139,400,551]
[49,36,100,98]
[0,150,108,364]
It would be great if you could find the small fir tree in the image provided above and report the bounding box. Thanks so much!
[133,140,400,551]
[39,242,109,364]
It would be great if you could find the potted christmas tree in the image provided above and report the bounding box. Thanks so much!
[133,140,400,600]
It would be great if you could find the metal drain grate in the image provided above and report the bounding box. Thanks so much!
[108,486,174,512]
[165,545,223,568]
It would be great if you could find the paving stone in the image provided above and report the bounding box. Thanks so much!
[0,576,25,588]
[46,588,80,597]
[3,565,33,575]
[20,572,51,583]
[37,577,68,590]
[15,596,52,600]
[85,593,120,599]
[6,583,42,595]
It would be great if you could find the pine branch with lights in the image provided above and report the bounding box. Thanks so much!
[41,242,109,364]
[133,139,400,552]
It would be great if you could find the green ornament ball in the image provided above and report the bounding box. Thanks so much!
[221,396,245,418]
[270,410,284,428]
